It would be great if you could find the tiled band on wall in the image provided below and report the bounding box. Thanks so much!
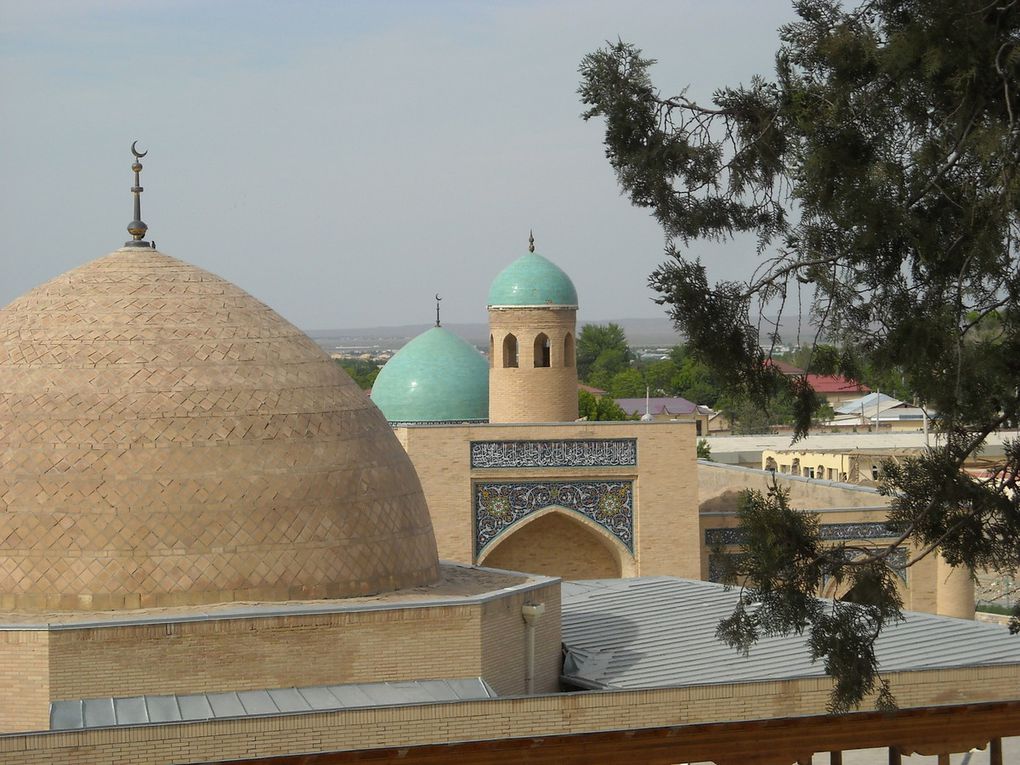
[469,439,637,469]
[708,548,909,583]
[705,521,901,547]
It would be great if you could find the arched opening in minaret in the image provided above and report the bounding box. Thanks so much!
[502,334,519,368]
[564,332,574,367]
[534,333,551,368]
[489,334,494,367]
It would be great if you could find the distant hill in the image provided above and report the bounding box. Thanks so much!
[307,314,819,352]
[308,324,490,352]
[307,318,681,351]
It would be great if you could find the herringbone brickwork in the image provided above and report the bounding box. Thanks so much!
[0,248,439,610]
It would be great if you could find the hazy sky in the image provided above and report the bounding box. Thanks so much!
[1,0,799,330]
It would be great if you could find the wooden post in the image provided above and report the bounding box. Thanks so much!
[991,737,1003,765]
[888,747,901,765]
[937,754,950,765]
[829,752,843,765]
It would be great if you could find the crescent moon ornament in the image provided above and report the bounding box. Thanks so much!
[131,140,148,158]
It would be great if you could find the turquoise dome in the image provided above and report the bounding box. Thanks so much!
[487,252,578,307]
[371,327,489,423]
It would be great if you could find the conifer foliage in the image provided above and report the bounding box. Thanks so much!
[581,0,1020,711]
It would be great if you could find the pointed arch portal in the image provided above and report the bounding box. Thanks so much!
[473,480,634,579]
[479,509,626,580]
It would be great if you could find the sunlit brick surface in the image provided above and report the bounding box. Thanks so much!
[0,249,439,610]
[488,307,578,424]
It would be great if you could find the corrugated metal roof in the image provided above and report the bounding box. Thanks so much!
[561,577,1020,690]
[834,392,903,415]
[49,677,496,731]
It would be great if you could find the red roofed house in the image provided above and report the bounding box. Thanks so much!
[805,374,871,405]
[765,358,805,376]
[578,383,607,396]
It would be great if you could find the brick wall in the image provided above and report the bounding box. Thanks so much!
[399,421,700,579]
[698,461,891,510]
[46,607,478,704]
[0,577,564,733]
[0,631,48,731]
[1,664,1016,764]
[400,426,475,563]
[630,422,699,577]
[488,307,577,424]
[480,580,561,695]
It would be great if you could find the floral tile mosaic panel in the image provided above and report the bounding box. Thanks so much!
[475,480,633,554]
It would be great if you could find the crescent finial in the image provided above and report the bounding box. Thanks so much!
[125,142,150,246]
[435,294,443,327]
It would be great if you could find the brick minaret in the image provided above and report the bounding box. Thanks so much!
[487,233,578,423]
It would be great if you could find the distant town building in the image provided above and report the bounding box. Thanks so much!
[614,395,715,434]
[805,373,871,404]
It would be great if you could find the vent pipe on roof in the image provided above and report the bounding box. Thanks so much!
[521,601,545,694]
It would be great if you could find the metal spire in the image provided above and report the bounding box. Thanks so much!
[125,141,151,248]
[641,385,654,422]
[435,293,442,327]
[528,230,535,253]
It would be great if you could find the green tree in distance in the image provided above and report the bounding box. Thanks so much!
[576,322,632,382]
[578,390,633,421]
[696,438,712,460]
[669,345,724,408]
[581,0,1020,712]
[605,367,646,398]
[335,359,380,390]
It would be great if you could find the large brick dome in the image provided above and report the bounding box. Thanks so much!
[0,248,439,611]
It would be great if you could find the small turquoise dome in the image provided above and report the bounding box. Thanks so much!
[487,251,578,308]
[371,327,489,423]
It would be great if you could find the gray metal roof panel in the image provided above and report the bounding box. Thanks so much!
[113,696,148,725]
[144,695,182,723]
[267,688,312,713]
[176,693,214,721]
[50,677,497,731]
[443,677,496,700]
[326,684,376,707]
[236,690,279,716]
[49,700,82,730]
[561,577,1020,689]
[82,698,116,728]
[205,692,246,718]
[378,681,445,704]
[296,685,343,710]
[349,683,407,706]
